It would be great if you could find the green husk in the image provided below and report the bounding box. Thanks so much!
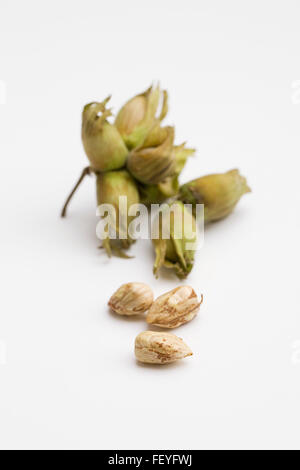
[179,169,251,222]
[82,97,128,172]
[96,170,140,257]
[137,142,195,205]
[115,85,168,149]
[127,127,175,185]
[152,201,197,279]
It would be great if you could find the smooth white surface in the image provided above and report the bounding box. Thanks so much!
[0,0,300,450]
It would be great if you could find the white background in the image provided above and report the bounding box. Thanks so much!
[0,0,300,450]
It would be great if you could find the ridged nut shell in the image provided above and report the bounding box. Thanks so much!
[135,331,193,364]
[146,286,203,328]
[108,282,154,316]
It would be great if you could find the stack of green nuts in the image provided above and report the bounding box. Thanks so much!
[61,84,251,278]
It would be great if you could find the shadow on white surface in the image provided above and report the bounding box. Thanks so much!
[107,307,147,323]
[134,358,191,370]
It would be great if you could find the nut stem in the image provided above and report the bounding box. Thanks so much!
[61,166,96,217]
